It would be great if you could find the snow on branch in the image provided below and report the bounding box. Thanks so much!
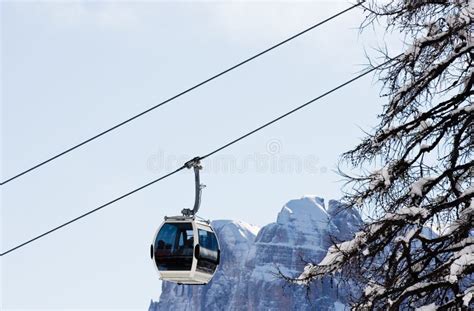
[410,176,436,197]
[289,1,474,309]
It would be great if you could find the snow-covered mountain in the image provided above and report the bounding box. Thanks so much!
[150,196,362,311]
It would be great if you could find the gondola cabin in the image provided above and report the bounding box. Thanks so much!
[151,216,220,285]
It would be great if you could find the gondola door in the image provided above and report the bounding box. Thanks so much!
[195,224,220,276]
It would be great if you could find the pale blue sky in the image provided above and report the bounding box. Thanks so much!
[1,1,400,309]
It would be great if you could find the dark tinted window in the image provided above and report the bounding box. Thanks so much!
[154,222,194,271]
[196,229,219,274]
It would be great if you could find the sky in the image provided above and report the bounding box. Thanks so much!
[1,1,401,309]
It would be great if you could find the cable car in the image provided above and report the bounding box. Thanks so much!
[150,158,221,285]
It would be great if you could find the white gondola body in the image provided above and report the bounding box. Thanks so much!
[151,216,220,285]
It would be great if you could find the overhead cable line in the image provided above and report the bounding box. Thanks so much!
[0,1,364,186]
[0,54,400,257]
[0,166,187,257]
